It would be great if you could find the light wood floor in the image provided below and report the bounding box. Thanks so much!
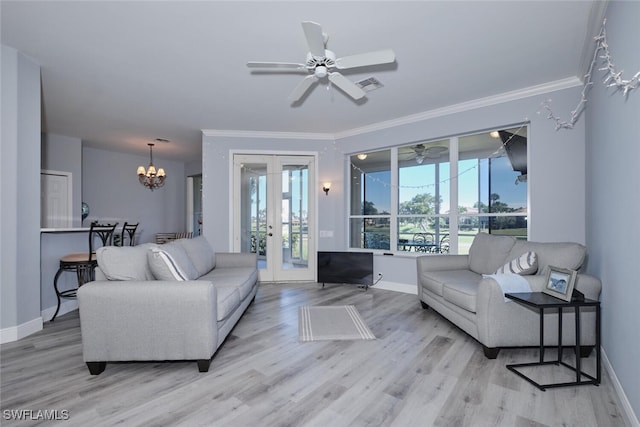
[1,282,627,427]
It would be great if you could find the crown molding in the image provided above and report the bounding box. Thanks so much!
[202,77,582,142]
[334,77,582,139]
[201,129,334,140]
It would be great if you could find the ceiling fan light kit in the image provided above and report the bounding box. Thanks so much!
[247,21,396,104]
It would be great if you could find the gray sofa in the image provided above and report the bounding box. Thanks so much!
[78,235,258,374]
[417,233,601,358]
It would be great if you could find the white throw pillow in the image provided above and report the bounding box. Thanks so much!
[495,251,538,275]
[148,243,199,281]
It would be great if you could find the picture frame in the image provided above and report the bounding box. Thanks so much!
[543,266,577,301]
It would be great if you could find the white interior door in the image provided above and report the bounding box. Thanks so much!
[233,154,316,282]
[41,171,72,228]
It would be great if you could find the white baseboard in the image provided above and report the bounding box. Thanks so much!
[41,300,78,323]
[371,280,417,295]
[0,317,43,344]
[602,348,640,427]
[1,301,79,344]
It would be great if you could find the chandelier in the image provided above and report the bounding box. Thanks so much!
[137,142,166,191]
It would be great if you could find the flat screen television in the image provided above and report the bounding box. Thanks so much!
[317,251,373,288]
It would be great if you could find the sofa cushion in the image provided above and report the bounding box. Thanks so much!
[508,241,585,275]
[96,243,157,281]
[443,281,478,313]
[201,267,258,300]
[175,235,216,276]
[148,243,199,281]
[420,269,482,297]
[495,251,538,275]
[216,286,241,321]
[468,233,517,274]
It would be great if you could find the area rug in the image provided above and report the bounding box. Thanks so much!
[298,305,376,342]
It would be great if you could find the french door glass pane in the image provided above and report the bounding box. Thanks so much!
[240,163,267,269]
[281,164,308,270]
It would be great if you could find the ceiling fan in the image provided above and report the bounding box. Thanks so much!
[399,144,449,164]
[247,21,396,103]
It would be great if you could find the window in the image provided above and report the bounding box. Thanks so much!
[398,140,450,253]
[349,150,391,250]
[457,129,528,253]
[348,126,528,254]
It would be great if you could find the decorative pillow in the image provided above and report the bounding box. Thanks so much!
[96,243,157,281]
[495,251,538,275]
[148,242,199,281]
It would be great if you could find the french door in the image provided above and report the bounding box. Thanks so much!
[233,154,316,282]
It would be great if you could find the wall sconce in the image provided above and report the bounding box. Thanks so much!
[322,182,331,196]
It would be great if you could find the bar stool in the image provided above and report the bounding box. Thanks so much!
[120,222,139,246]
[51,222,118,321]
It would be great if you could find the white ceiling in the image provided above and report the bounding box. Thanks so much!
[1,1,602,162]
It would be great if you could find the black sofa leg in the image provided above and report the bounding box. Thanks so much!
[482,346,500,359]
[197,359,212,372]
[86,362,106,375]
[420,301,429,309]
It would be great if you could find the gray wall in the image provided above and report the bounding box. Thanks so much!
[185,158,202,177]
[1,46,41,337]
[41,133,83,227]
[586,1,640,419]
[82,146,187,244]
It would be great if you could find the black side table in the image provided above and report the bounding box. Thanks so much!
[504,292,601,391]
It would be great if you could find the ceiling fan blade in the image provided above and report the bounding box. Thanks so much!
[247,61,306,69]
[288,75,318,103]
[335,49,396,69]
[301,21,326,58]
[328,72,366,100]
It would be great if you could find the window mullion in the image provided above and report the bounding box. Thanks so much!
[390,147,398,251]
[449,136,459,254]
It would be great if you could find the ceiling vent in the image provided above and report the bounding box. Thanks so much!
[355,77,384,92]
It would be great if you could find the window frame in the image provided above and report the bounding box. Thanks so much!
[347,126,528,255]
